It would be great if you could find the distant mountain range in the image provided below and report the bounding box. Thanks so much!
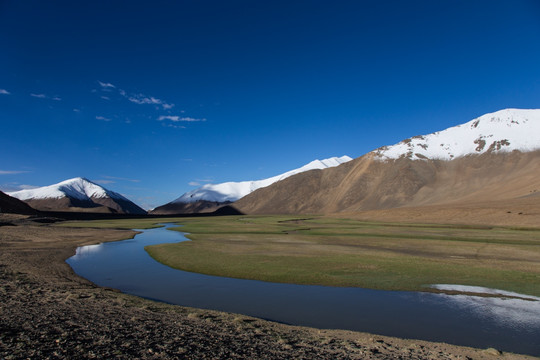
[150,156,352,214]
[235,109,540,214]
[3,108,539,219]
[7,177,146,214]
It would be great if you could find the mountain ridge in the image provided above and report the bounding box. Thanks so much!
[235,109,540,215]
[150,156,352,214]
[372,108,540,161]
[8,177,146,214]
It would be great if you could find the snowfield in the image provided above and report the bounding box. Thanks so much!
[372,108,540,161]
[172,156,353,203]
[8,177,129,201]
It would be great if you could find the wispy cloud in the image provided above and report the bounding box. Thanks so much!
[128,94,174,110]
[30,93,61,101]
[96,116,112,121]
[188,178,213,187]
[98,81,116,89]
[73,108,81,113]
[94,179,115,185]
[98,81,175,110]
[0,89,10,95]
[158,115,206,122]
[0,183,39,192]
[101,175,140,183]
[0,170,30,175]
[18,184,39,190]
[162,123,186,129]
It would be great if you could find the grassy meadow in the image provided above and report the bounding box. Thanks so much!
[61,216,540,296]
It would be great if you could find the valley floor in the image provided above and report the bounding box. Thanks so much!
[0,214,536,359]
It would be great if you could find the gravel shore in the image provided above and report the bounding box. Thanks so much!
[0,215,534,359]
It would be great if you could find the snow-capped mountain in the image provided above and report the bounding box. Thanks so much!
[150,156,352,214]
[174,156,352,203]
[372,109,540,161]
[8,177,146,214]
[235,108,540,215]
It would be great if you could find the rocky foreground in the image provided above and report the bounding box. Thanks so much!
[0,215,533,359]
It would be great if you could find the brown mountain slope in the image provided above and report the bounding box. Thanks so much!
[333,197,540,228]
[0,191,37,215]
[234,150,540,215]
[23,198,117,213]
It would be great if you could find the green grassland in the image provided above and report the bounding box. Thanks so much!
[62,216,540,296]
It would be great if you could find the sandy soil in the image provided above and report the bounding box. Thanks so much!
[0,215,535,359]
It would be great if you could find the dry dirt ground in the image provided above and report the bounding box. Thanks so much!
[0,214,535,359]
[336,198,540,228]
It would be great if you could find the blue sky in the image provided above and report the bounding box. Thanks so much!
[1,0,540,209]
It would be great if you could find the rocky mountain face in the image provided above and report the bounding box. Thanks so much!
[7,177,146,214]
[235,109,540,214]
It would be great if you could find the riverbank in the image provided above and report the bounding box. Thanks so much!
[145,216,540,297]
[0,215,535,359]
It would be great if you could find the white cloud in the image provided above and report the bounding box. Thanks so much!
[96,116,112,121]
[0,183,38,192]
[30,93,61,101]
[162,123,186,129]
[127,93,174,110]
[99,82,176,111]
[98,81,116,89]
[0,89,10,95]
[73,108,81,112]
[101,96,110,100]
[18,184,39,190]
[158,115,206,122]
[94,179,115,185]
[0,170,30,175]
[188,178,213,186]
[179,117,206,122]
[158,115,179,121]
[101,175,140,183]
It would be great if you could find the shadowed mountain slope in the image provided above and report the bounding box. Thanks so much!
[0,191,37,215]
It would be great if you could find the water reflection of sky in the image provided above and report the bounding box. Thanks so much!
[430,284,540,327]
[74,243,103,256]
[440,294,540,327]
[67,224,540,357]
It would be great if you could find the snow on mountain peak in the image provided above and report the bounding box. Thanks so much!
[172,155,353,204]
[372,108,540,161]
[7,177,129,201]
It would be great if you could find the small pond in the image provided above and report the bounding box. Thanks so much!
[66,223,540,356]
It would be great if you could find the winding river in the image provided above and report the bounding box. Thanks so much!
[66,223,540,356]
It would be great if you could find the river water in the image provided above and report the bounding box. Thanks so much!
[66,223,540,356]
